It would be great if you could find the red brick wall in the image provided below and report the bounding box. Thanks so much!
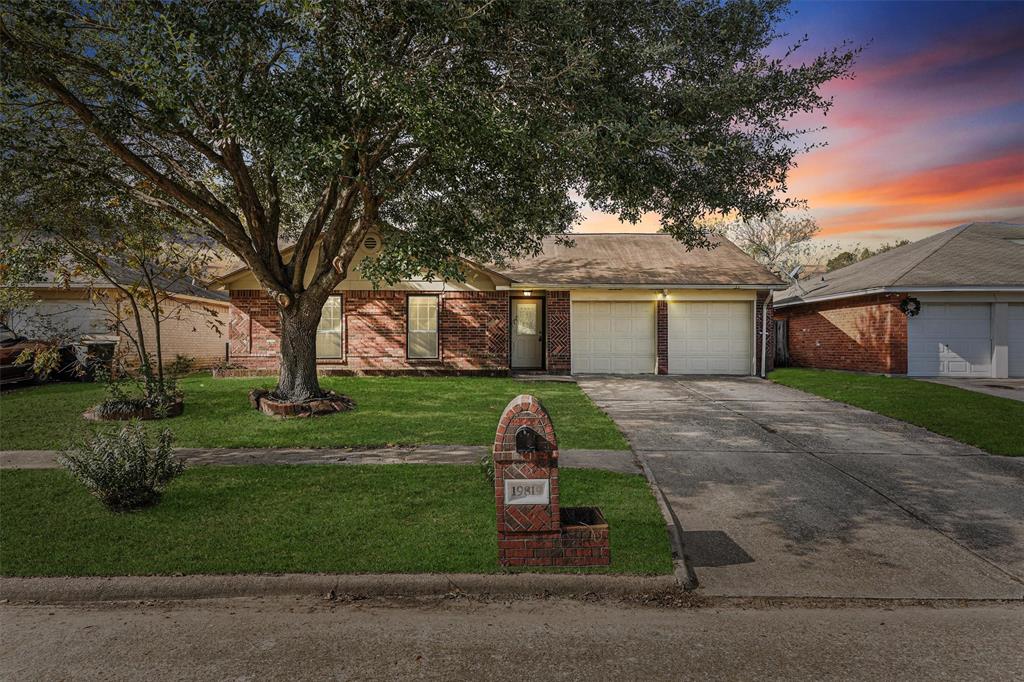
[774,293,908,374]
[227,290,281,369]
[227,289,510,373]
[492,394,609,567]
[755,292,774,376]
[439,292,509,370]
[656,300,668,375]
[343,290,408,369]
[546,291,571,374]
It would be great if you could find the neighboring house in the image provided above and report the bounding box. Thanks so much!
[216,233,784,376]
[7,271,229,369]
[774,222,1024,378]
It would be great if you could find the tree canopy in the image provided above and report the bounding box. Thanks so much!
[1,0,856,400]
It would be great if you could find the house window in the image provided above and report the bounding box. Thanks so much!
[407,295,438,359]
[316,295,343,359]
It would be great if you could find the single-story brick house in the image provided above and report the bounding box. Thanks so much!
[216,233,785,376]
[7,272,228,369]
[774,222,1024,378]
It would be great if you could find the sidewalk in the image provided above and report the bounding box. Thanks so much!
[0,446,640,473]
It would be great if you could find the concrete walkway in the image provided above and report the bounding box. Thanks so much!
[0,446,640,474]
[578,375,1024,601]
[923,376,1024,403]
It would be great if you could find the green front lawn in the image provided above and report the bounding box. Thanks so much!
[0,376,627,451]
[769,368,1024,456]
[0,465,672,576]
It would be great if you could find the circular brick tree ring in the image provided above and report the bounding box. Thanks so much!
[248,388,355,418]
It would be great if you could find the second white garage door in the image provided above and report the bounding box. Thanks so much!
[571,302,656,374]
[668,301,752,375]
[908,303,991,377]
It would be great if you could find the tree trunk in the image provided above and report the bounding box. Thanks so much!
[276,303,323,402]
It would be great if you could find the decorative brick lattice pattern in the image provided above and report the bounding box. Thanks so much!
[492,395,610,567]
[545,291,571,374]
[656,300,668,374]
[774,293,908,374]
[439,292,510,370]
[228,290,281,368]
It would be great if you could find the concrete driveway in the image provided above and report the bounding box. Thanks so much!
[578,376,1024,600]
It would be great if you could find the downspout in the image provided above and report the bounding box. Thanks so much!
[760,291,771,378]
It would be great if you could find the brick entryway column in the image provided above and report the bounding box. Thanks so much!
[656,300,668,375]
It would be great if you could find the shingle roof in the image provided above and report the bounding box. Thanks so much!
[25,262,228,303]
[494,233,784,287]
[775,222,1024,306]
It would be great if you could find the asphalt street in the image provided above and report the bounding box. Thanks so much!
[3,596,1023,681]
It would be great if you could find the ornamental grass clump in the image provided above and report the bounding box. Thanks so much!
[59,423,184,512]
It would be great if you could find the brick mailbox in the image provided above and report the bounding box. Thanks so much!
[493,395,610,567]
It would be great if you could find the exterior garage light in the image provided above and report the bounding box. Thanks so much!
[523,290,532,296]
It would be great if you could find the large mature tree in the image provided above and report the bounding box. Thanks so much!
[1,0,855,402]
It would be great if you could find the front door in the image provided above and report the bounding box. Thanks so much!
[511,299,543,369]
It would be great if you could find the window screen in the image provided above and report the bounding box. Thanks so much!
[407,295,438,359]
[316,296,343,359]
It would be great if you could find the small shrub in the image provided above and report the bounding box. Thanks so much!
[59,423,185,511]
[167,354,196,378]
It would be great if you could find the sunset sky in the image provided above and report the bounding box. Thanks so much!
[578,0,1024,248]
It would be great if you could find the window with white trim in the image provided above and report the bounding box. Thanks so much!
[407,295,438,359]
[316,296,343,359]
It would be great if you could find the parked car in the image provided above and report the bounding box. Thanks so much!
[0,323,109,387]
[0,323,42,386]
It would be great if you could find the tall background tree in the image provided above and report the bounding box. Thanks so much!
[716,211,821,277]
[826,240,912,271]
[1,0,855,403]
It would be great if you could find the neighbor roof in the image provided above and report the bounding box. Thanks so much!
[24,262,228,304]
[495,233,784,288]
[775,222,1024,307]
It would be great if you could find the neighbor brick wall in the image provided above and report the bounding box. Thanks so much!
[128,298,228,369]
[545,291,571,374]
[774,293,908,374]
[755,292,774,376]
[227,289,510,373]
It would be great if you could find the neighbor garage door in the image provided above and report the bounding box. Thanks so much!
[668,301,752,375]
[908,303,991,377]
[1009,304,1024,378]
[570,301,656,374]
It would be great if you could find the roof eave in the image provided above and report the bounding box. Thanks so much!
[774,285,1024,308]
[499,282,787,290]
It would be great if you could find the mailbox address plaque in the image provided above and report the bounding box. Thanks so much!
[504,479,550,505]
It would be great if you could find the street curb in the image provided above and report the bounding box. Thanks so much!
[632,449,699,591]
[0,573,681,604]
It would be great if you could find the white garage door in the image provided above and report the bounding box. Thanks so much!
[7,300,111,338]
[1009,304,1024,378]
[908,303,991,377]
[571,302,656,374]
[668,301,752,375]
